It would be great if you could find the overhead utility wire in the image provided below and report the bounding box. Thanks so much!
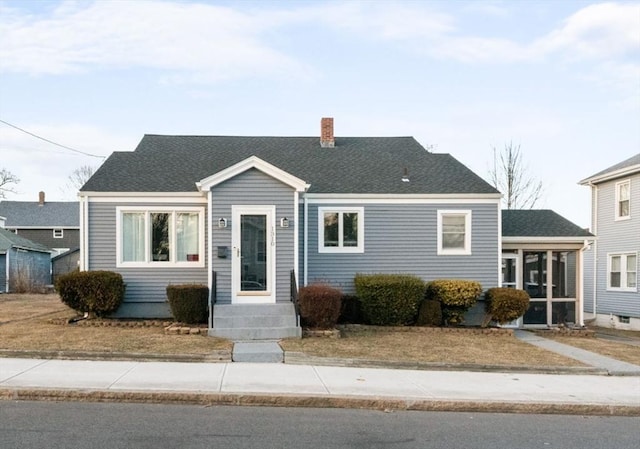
[0,118,105,159]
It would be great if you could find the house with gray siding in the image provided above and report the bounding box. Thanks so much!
[0,192,79,257]
[0,227,51,293]
[580,154,640,330]
[79,118,589,338]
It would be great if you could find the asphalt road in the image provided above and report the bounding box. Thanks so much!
[1,401,638,449]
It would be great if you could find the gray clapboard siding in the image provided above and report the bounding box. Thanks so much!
[592,174,640,317]
[211,168,295,304]
[14,228,79,251]
[87,201,208,318]
[305,202,500,294]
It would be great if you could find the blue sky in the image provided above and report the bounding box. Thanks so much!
[0,0,638,227]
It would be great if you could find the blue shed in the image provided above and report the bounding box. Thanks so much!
[0,227,51,293]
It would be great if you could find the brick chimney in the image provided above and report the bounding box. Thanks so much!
[38,191,45,206]
[320,117,335,148]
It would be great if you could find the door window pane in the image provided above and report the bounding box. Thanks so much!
[151,213,170,262]
[176,212,199,262]
[502,257,517,287]
[241,215,267,291]
[122,213,145,262]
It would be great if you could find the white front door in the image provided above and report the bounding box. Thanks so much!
[231,205,276,304]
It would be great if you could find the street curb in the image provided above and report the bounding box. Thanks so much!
[1,388,638,417]
[0,349,232,363]
[284,352,609,376]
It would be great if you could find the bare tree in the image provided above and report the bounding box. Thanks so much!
[65,165,95,192]
[489,142,543,209]
[0,168,20,199]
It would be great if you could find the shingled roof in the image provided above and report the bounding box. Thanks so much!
[580,153,640,185]
[502,210,592,238]
[81,135,499,195]
[0,201,79,228]
[0,227,50,253]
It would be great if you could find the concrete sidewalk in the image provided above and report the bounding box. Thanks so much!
[1,357,639,415]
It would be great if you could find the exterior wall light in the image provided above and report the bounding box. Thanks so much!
[280,217,289,228]
[218,218,227,228]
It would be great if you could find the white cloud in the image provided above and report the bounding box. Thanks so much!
[533,2,640,60]
[0,1,312,82]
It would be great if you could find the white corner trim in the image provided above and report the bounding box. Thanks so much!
[197,156,310,192]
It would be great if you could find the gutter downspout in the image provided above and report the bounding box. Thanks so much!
[303,197,308,286]
[5,250,9,293]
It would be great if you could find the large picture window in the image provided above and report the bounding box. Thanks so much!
[437,210,471,255]
[117,207,204,267]
[615,180,630,220]
[318,207,364,253]
[608,253,637,291]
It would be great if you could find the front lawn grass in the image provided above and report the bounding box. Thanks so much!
[280,326,585,368]
[0,293,230,354]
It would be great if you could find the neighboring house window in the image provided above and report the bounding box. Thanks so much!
[318,207,364,253]
[437,210,471,255]
[608,253,637,291]
[53,229,64,238]
[117,207,204,266]
[615,180,630,220]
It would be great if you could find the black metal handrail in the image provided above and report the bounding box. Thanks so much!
[290,269,300,327]
[209,270,217,328]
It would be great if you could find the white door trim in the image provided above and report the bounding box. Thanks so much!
[231,205,276,304]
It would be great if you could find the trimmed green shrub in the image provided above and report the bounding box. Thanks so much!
[416,299,443,326]
[55,270,125,317]
[426,279,483,326]
[485,287,530,324]
[338,295,365,324]
[166,284,209,324]
[298,284,343,329]
[354,274,425,326]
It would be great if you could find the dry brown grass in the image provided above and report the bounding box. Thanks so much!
[280,327,585,367]
[0,293,231,354]
[543,335,640,366]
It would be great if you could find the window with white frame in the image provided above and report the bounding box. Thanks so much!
[117,207,204,266]
[437,210,471,255]
[608,253,637,291]
[615,180,630,220]
[53,228,63,238]
[318,207,364,253]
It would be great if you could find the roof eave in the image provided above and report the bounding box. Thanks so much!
[579,164,640,185]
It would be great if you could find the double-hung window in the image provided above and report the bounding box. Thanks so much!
[615,180,630,220]
[117,207,204,267]
[437,210,472,255]
[608,253,637,291]
[318,207,364,253]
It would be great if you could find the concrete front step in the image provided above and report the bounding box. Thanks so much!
[209,326,301,340]
[232,341,284,363]
[210,303,301,340]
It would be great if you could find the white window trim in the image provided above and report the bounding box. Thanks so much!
[437,210,472,255]
[53,228,64,239]
[614,179,631,221]
[318,206,364,253]
[116,206,205,268]
[607,252,637,292]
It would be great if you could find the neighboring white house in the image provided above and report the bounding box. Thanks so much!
[580,153,640,330]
